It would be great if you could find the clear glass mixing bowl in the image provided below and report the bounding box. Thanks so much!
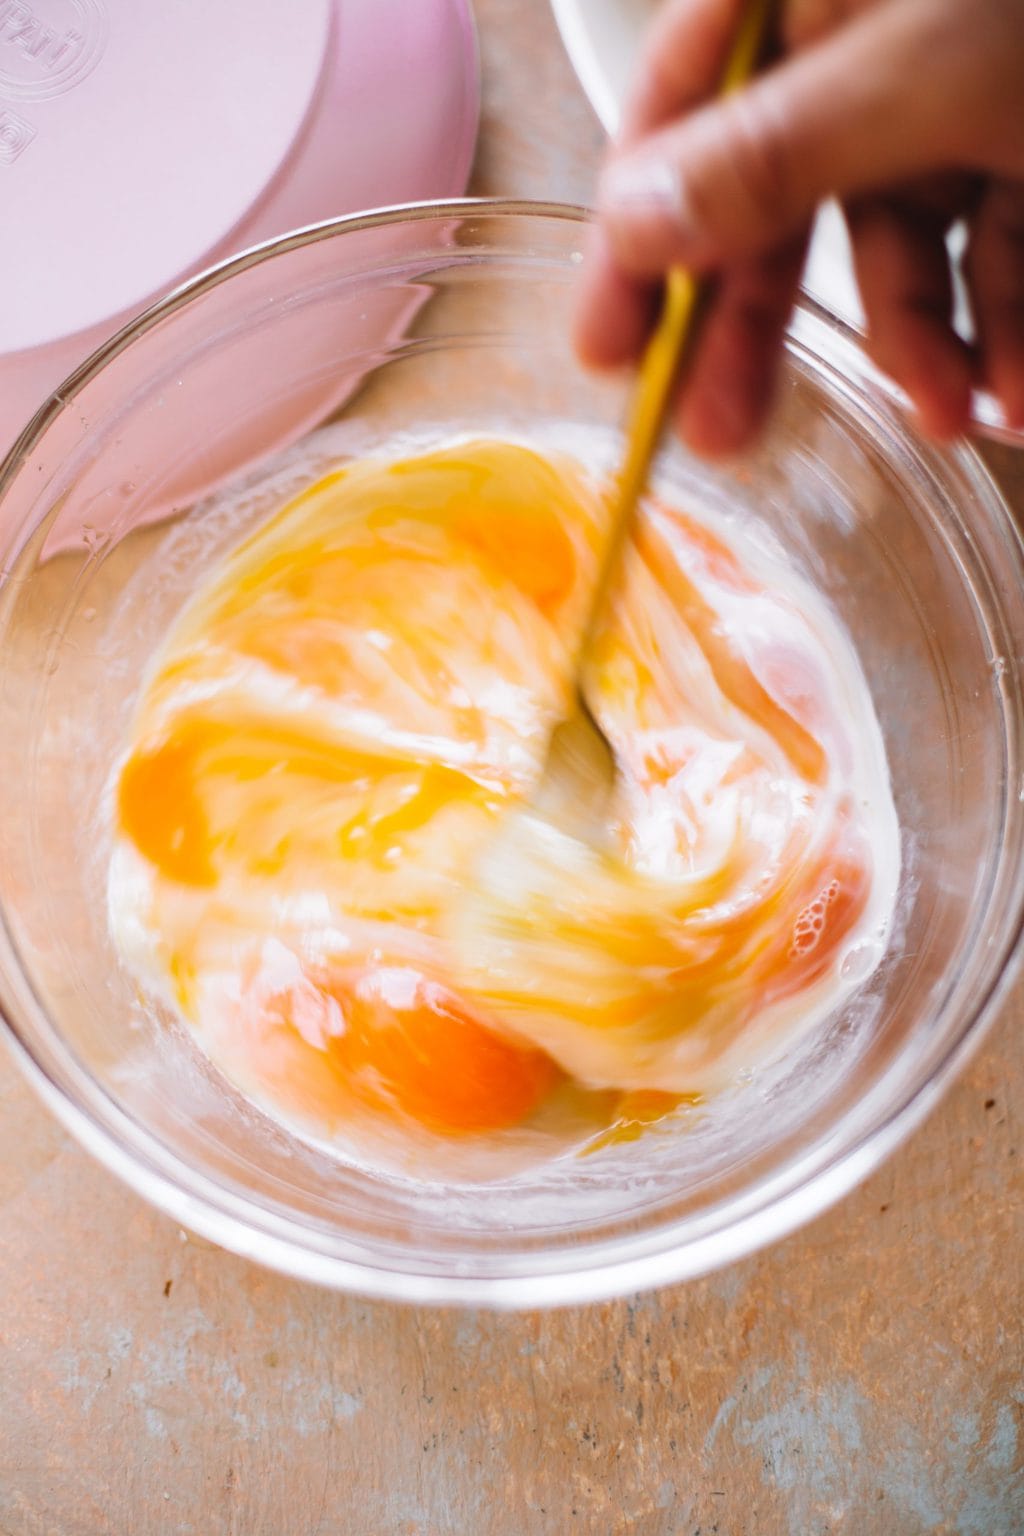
[1,201,1022,1307]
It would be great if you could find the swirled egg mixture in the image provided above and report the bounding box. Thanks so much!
[109,436,898,1167]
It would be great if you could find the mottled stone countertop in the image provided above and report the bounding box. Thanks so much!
[1,3,1021,1532]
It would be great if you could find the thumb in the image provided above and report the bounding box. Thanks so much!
[597,0,962,275]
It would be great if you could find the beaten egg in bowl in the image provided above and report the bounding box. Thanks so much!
[109,433,898,1174]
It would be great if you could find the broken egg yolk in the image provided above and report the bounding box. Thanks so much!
[110,437,897,1153]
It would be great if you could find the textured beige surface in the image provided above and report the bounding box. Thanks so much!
[1,3,1023,1533]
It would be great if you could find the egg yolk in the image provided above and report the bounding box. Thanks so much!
[110,437,897,1154]
[328,970,559,1135]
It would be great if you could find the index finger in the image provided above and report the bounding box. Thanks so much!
[621,0,751,142]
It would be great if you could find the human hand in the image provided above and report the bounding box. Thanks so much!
[574,0,1024,455]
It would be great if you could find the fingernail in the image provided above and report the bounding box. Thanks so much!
[600,156,686,221]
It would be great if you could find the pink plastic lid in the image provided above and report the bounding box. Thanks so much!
[0,0,479,446]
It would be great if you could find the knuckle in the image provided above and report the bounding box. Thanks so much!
[716,85,798,235]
